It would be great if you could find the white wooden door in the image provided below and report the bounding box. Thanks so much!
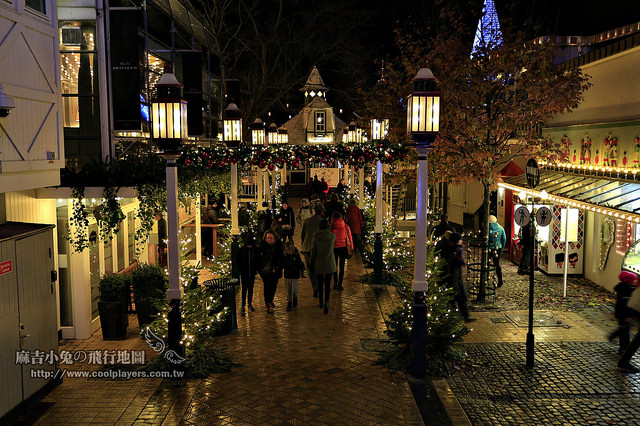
[0,240,20,417]
[16,230,57,400]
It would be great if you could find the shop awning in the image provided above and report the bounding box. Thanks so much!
[500,171,640,223]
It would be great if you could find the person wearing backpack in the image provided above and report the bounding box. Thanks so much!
[488,215,507,288]
[283,241,305,311]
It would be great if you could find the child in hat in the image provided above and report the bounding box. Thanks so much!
[609,270,638,355]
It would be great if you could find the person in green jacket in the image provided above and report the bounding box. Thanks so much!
[488,215,507,288]
[310,219,337,314]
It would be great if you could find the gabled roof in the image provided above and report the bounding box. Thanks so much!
[300,66,328,92]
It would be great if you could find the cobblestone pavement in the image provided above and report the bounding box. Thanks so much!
[444,255,640,425]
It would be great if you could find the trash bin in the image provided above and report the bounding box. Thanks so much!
[203,277,239,334]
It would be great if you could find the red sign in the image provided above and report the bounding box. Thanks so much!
[0,260,12,276]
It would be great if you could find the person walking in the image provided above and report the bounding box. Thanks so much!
[618,277,640,372]
[283,241,305,311]
[336,178,348,199]
[301,206,324,297]
[445,232,474,322]
[278,201,296,242]
[297,198,313,229]
[518,222,533,275]
[488,215,507,288]
[258,230,284,314]
[236,234,259,316]
[310,219,337,314]
[610,271,638,354]
[345,199,364,253]
[432,213,455,239]
[324,193,345,220]
[330,212,353,291]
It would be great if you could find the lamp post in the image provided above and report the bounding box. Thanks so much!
[407,66,441,378]
[267,122,278,207]
[372,118,389,284]
[278,127,289,201]
[223,102,242,278]
[151,70,188,354]
[251,118,266,210]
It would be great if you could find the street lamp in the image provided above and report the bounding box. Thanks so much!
[407,66,441,378]
[250,118,266,209]
[251,117,265,146]
[223,103,242,278]
[277,127,289,200]
[266,122,278,207]
[371,118,389,284]
[151,70,188,354]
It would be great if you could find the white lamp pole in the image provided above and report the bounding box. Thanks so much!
[372,118,389,283]
[151,70,188,354]
[223,102,242,277]
[407,66,441,378]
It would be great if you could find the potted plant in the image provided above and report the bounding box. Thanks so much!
[131,263,168,328]
[98,274,131,340]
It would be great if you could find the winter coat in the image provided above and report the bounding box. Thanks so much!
[310,229,337,275]
[258,240,284,280]
[445,244,465,289]
[297,199,313,225]
[324,200,345,219]
[488,222,507,250]
[345,205,363,235]
[331,218,353,250]
[236,245,259,281]
[432,221,455,238]
[278,206,296,232]
[301,214,323,253]
[614,281,636,320]
[283,249,305,279]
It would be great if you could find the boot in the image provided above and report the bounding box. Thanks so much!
[286,302,292,312]
[293,297,298,307]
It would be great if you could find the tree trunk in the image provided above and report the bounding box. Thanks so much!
[478,182,491,303]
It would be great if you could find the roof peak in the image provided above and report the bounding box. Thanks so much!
[301,66,328,92]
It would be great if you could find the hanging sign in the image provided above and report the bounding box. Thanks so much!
[526,159,540,189]
[536,207,552,227]
[514,206,531,227]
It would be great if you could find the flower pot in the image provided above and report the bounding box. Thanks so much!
[98,301,128,340]
[135,301,160,329]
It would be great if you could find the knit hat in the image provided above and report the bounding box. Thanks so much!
[489,215,498,223]
[618,270,638,285]
[449,232,463,244]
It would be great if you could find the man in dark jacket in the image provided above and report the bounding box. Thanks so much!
[432,214,455,238]
[518,222,532,275]
[236,234,259,316]
[301,206,324,297]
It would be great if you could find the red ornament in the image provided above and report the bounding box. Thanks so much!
[268,164,275,171]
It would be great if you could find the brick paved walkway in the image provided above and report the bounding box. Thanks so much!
[36,251,423,425]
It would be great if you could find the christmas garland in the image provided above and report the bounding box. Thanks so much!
[62,140,407,252]
[179,139,408,171]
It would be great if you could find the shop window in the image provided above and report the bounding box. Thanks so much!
[117,222,126,271]
[128,212,136,264]
[59,22,100,132]
[104,236,113,275]
[89,224,100,320]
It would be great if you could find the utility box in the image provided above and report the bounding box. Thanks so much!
[0,223,58,418]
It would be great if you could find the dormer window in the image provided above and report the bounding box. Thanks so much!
[315,111,325,133]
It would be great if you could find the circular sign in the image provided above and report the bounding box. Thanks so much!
[526,158,540,189]
[535,206,552,227]
[514,206,531,227]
